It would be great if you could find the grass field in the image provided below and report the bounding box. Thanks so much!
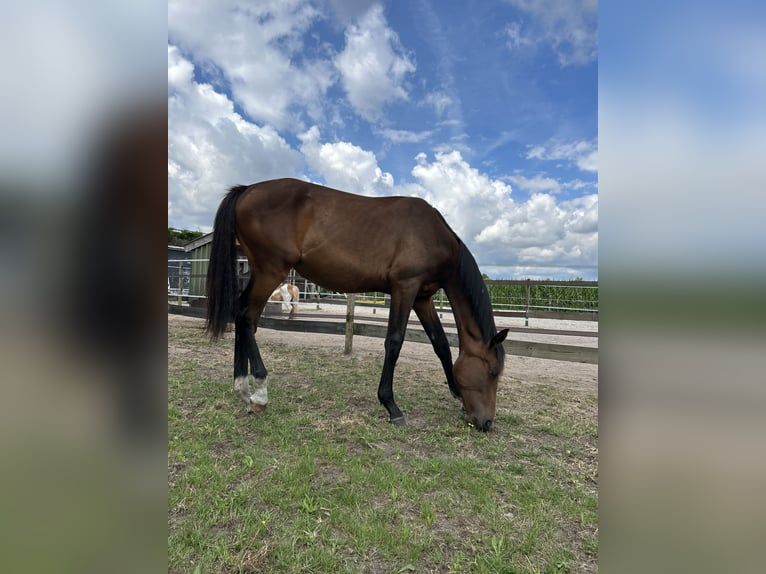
[168,316,598,573]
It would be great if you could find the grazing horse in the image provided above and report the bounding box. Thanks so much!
[205,178,508,431]
[269,283,300,317]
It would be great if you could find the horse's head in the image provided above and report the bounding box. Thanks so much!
[453,329,508,432]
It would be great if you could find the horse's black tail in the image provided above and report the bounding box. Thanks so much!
[205,185,250,340]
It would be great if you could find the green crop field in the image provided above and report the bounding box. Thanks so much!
[168,316,598,573]
[485,282,598,313]
[334,281,598,315]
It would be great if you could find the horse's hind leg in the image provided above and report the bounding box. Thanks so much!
[233,279,264,411]
[234,276,279,414]
[377,283,419,426]
[413,297,459,399]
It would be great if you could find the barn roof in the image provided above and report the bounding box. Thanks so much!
[184,232,213,252]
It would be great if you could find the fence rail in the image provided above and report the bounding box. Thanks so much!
[168,259,597,363]
[168,303,598,365]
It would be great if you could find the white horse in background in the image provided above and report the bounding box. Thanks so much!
[269,283,300,318]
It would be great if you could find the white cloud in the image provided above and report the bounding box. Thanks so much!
[298,126,394,195]
[576,149,598,173]
[326,0,379,26]
[409,150,511,242]
[424,91,453,117]
[377,128,433,144]
[473,191,597,269]
[507,174,561,194]
[168,46,302,231]
[504,21,534,51]
[335,4,415,122]
[474,193,566,248]
[526,139,598,173]
[168,0,333,130]
[403,151,597,274]
[565,194,598,234]
[504,0,597,67]
[562,178,592,191]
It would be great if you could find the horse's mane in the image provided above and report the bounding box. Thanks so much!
[457,241,498,344]
[429,206,498,344]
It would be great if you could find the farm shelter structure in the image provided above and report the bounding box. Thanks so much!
[184,233,212,299]
[167,245,190,294]
[183,232,317,301]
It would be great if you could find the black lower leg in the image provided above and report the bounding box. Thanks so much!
[236,281,268,380]
[236,317,267,379]
[378,331,406,424]
[233,321,250,379]
[234,287,252,379]
[249,332,268,380]
[415,300,459,398]
[433,335,459,399]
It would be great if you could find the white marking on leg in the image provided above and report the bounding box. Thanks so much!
[279,284,291,312]
[234,375,254,408]
[249,376,268,413]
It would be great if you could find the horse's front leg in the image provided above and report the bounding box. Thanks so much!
[413,297,459,399]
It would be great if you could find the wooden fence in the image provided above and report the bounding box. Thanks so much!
[168,259,599,323]
[168,299,598,365]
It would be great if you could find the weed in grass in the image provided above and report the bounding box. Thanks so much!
[301,493,320,514]
[421,502,436,529]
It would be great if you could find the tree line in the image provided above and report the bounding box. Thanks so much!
[168,227,204,246]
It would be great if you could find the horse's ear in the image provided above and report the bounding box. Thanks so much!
[489,328,508,349]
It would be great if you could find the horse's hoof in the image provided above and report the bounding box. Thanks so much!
[249,401,267,415]
[389,416,406,426]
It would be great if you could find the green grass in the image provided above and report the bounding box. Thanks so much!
[169,317,598,573]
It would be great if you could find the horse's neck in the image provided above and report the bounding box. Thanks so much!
[443,280,485,352]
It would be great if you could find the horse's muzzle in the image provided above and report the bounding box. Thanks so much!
[468,417,493,432]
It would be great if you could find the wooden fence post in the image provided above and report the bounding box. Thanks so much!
[344,293,356,355]
[439,289,444,319]
[176,262,183,306]
[525,279,530,327]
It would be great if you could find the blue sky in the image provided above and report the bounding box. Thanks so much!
[168,0,598,279]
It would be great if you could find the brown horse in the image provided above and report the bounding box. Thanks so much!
[205,178,508,431]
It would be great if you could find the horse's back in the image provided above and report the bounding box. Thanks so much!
[234,179,459,293]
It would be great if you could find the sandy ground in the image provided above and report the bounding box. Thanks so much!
[170,302,598,396]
